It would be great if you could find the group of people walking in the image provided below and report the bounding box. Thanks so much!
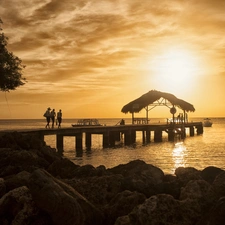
[44,107,62,129]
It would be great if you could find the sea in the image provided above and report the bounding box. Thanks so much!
[0,117,224,175]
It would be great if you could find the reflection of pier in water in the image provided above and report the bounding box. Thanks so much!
[8,122,203,152]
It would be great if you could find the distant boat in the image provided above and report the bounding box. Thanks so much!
[72,119,102,127]
[203,118,212,127]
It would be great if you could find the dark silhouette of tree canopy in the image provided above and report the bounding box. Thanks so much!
[0,19,26,92]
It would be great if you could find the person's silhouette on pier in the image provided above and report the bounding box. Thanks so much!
[57,109,62,128]
[120,119,125,125]
[50,109,56,128]
[44,107,51,129]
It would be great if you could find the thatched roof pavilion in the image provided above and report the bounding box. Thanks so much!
[121,90,195,124]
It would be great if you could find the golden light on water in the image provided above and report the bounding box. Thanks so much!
[172,142,187,171]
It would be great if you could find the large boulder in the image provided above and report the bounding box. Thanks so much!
[180,179,211,200]
[47,158,80,179]
[115,194,201,225]
[201,166,224,184]
[0,132,63,178]
[0,132,45,150]
[0,131,60,156]
[104,190,146,225]
[180,179,213,213]
[211,171,225,200]
[73,164,107,178]
[162,174,181,199]
[66,174,124,206]
[0,178,6,198]
[28,169,104,225]
[197,196,225,225]
[108,160,164,197]
[0,149,49,176]
[175,166,202,187]
[35,145,61,164]
[4,171,30,192]
[0,186,51,225]
[108,160,164,182]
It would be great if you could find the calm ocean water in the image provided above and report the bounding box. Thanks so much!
[0,117,224,174]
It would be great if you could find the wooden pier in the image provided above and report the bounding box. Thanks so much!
[5,122,203,152]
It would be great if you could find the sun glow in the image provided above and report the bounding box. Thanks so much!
[151,48,200,93]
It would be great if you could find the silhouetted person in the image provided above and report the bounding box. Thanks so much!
[120,119,125,125]
[177,114,180,123]
[57,109,62,128]
[50,109,56,128]
[44,107,51,129]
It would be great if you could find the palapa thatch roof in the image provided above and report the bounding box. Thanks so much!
[121,90,195,114]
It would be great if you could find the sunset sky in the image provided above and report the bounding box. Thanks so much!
[0,0,225,119]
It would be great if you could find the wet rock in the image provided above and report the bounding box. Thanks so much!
[197,196,225,225]
[0,149,49,176]
[4,171,30,192]
[180,179,213,213]
[163,174,177,183]
[0,186,49,225]
[47,158,80,179]
[35,145,61,164]
[104,190,146,225]
[115,194,201,225]
[96,165,108,176]
[162,174,181,199]
[66,174,124,206]
[108,160,164,182]
[0,148,22,177]
[201,166,224,184]
[0,132,62,178]
[120,173,159,197]
[211,171,225,200]
[0,132,45,150]
[0,178,6,198]
[108,160,164,197]
[73,164,108,178]
[175,166,202,186]
[28,169,104,225]
[180,179,211,200]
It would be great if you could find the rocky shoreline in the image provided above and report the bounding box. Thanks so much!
[0,132,225,225]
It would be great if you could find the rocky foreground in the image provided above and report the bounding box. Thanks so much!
[0,132,225,225]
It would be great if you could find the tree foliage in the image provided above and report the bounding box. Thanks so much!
[0,19,26,92]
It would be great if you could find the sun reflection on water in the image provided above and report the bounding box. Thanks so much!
[172,141,187,172]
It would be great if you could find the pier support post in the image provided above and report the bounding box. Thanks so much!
[142,131,146,144]
[131,130,136,143]
[114,131,121,142]
[190,127,194,136]
[181,127,186,139]
[124,129,132,145]
[56,134,63,152]
[76,133,83,151]
[103,131,110,148]
[109,132,116,147]
[168,129,175,142]
[85,132,91,149]
[196,125,203,135]
[154,129,163,142]
[38,131,45,142]
[146,130,151,143]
